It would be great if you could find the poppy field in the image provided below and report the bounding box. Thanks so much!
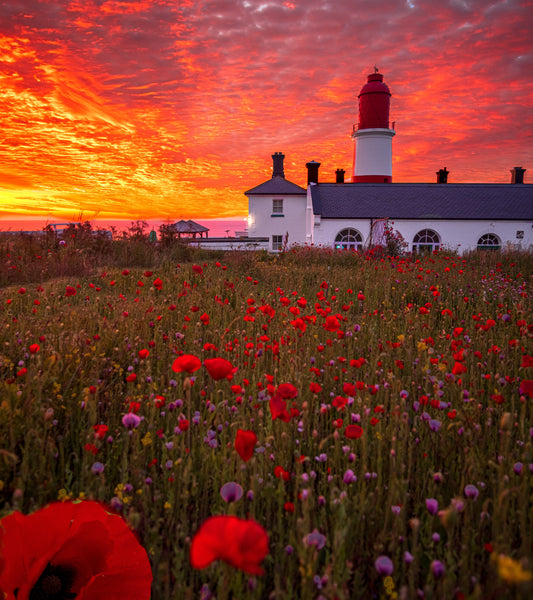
[0,238,532,599]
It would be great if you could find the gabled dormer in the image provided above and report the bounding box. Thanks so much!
[245,153,307,249]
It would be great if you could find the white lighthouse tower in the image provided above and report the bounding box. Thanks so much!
[351,70,395,183]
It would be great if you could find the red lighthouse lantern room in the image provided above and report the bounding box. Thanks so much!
[358,72,391,130]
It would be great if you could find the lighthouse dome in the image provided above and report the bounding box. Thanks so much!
[358,72,391,130]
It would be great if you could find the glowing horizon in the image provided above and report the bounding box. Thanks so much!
[1,0,532,225]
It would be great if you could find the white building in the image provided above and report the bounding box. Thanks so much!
[245,72,532,253]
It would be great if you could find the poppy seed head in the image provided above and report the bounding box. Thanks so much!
[29,563,76,600]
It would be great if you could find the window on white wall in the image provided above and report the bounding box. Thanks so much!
[477,233,501,250]
[412,229,440,253]
[272,235,283,251]
[272,199,283,215]
[334,228,363,250]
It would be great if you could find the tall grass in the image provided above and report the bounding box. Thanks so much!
[0,235,532,598]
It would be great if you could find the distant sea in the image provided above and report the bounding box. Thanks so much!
[0,217,249,239]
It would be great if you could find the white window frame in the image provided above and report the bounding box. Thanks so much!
[272,198,284,215]
[334,228,363,250]
[272,235,283,251]
[477,233,501,250]
[412,229,441,253]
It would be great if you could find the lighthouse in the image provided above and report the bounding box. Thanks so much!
[351,70,395,182]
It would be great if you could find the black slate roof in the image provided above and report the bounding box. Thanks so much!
[245,176,306,196]
[311,183,533,220]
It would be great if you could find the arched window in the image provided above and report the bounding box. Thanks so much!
[412,229,440,253]
[477,233,501,250]
[334,228,363,251]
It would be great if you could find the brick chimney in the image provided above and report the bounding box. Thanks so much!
[272,152,285,178]
[436,167,449,183]
[306,160,321,185]
[510,167,525,184]
[336,169,345,183]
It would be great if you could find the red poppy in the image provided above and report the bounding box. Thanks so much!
[274,466,290,481]
[204,358,236,381]
[269,394,290,422]
[138,349,149,359]
[332,396,348,411]
[277,383,298,399]
[0,500,152,598]
[345,424,363,439]
[452,362,467,375]
[93,424,109,440]
[190,515,268,575]
[65,286,76,297]
[172,354,202,373]
[284,502,295,513]
[520,380,533,398]
[522,355,533,368]
[343,382,356,396]
[153,278,163,290]
[192,265,203,274]
[323,315,340,332]
[235,429,257,462]
[29,344,40,354]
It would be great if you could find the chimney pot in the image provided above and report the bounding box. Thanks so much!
[335,169,345,183]
[510,167,526,184]
[306,161,321,185]
[272,152,285,178]
[436,167,449,183]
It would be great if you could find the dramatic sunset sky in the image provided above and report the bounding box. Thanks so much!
[0,0,531,230]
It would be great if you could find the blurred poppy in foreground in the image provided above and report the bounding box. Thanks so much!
[190,515,268,575]
[0,500,152,599]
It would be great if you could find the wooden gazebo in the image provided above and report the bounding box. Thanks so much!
[173,220,209,239]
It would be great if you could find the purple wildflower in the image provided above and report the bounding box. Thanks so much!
[91,462,104,475]
[426,498,439,515]
[374,555,394,576]
[305,529,326,550]
[122,412,141,429]
[431,560,445,578]
[220,481,243,503]
[464,484,479,500]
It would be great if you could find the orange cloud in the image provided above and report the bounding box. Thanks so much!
[0,0,531,226]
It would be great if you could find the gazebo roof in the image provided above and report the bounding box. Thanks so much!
[173,219,210,233]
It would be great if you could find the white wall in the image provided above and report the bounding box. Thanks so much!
[312,217,533,253]
[248,193,307,250]
[353,129,395,179]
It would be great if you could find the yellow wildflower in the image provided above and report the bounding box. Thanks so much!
[496,554,532,585]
